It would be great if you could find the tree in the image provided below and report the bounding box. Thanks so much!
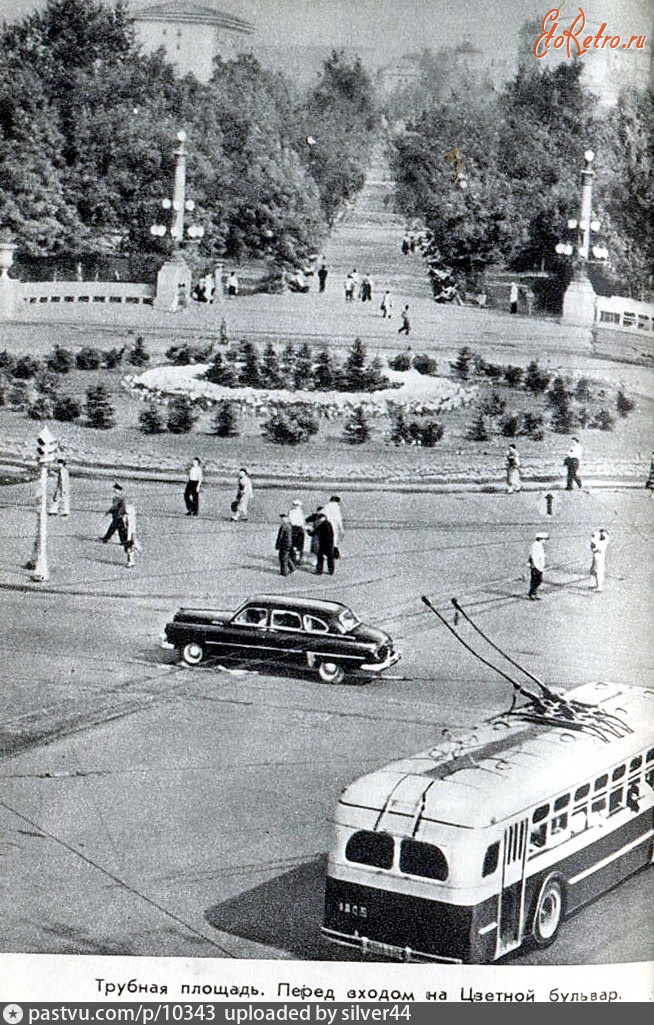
[204,352,237,387]
[167,396,196,434]
[139,403,165,434]
[239,341,261,388]
[211,400,239,437]
[127,336,150,367]
[524,360,551,394]
[52,395,81,421]
[451,347,474,381]
[261,342,283,389]
[46,345,74,374]
[342,406,370,444]
[294,342,313,390]
[262,406,319,445]
[467,412,490,441]
[313,346,336,390]
[85,383,115,428]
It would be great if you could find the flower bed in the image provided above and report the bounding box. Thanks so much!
[124,365,477,419]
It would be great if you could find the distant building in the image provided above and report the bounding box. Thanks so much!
[133,1,255,82]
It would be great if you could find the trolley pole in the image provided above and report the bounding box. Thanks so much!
[31,426,57,582]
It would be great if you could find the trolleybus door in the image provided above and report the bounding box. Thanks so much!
[495,818,529,958]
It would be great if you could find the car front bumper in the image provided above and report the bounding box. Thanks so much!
[359,650,401,673]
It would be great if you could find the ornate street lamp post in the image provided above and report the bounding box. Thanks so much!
[152,131,205,310]
[558,150,609,328]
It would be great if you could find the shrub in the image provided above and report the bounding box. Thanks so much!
[239,341,261,387]
[34,370,60,397]
[76,347,102,370]
[480,391,506,418]
[313,346,337,390]
[616,390,635,417]
[551,405,577,434]
[294,342,314,390]
[167,396,196,434]
[500,414,521,436]
[503,365,524,388]
[139,403,166,434]
[27,396,54,420]
[52,396,81,422]
[482,362,503,381]
[524,360,551,394]
[85,384,115,429]
[211,400,239,437]
[262,407,318,444]
[203,352,237,386]
[592,408,615,431]
[390,410,411,445]
[547,376,571,409]
[467,412,490,441]
[451,346,474,381]
[574,377,593,402]
[165,343,212,365]
[388,351,412,372]
[412,353,438,376]
[342,406,370,444]
[12,356,42,379]
[523,412,545,440]
[46,345,74,374]
[261,342,283,389]
[128,336,150,367]
[420,419,445,446]
[8,381,31,408]
[102,346,126,369]
[0,350,14,372]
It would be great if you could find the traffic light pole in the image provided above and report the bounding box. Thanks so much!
[32,460,49,582]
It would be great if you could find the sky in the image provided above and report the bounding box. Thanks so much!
[0,0,651,64]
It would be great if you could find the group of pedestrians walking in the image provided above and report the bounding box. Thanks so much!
[505,439,587,495]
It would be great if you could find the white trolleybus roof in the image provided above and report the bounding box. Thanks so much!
[338,681,654,831]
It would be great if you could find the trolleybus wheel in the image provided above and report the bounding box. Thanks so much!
[318,661,346,685]
[181,641,206,666]
[532,875,564,947]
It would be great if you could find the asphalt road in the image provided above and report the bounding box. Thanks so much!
[0,477,652,964]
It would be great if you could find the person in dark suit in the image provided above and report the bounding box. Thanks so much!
[101,483,128,548]
[312,510,335,575]
[275,513,296,576]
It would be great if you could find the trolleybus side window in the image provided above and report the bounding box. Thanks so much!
[591,773,608,814]
[645,748,654,788]
[530,803,549,849]
[551,793,570,835]
[345,831,394,869]
[399,839,448,881]
[482,841,500,877]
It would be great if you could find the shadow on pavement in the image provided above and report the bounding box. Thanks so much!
[205,854,350,960]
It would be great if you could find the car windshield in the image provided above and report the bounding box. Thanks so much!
[336,608,360,633]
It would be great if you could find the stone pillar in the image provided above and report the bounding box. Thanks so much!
[154,253,191,311]
[0,241,18,319]
[562,276,596,328]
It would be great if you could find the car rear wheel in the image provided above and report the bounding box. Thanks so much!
[181,641,206,666]
[532,875,564,947]
[318,661,345,685]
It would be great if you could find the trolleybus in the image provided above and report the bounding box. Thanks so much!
[322,679,654,962]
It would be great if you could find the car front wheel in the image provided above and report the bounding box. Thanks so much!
[318,661,345,685]
[181,641,206,666]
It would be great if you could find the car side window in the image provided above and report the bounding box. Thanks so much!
[271,610,303,631]
[233,607,268,627]
[303,614,329,633]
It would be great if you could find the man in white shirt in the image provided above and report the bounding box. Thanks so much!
[323,495,344,549]
[184,457,203,517]
[565,437,583,490]
[528,533,548,600]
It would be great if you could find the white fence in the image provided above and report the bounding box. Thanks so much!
[20,281,155,306]
[595,295,654,337]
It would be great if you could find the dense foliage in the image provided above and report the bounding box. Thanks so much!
[391,60,653,299]
[0,0,377,266]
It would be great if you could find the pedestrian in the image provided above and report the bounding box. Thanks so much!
[231,468,253,521]
[317,263,328,293]
[509,281,519,315]
[171,281,188,313]
[275,513,296,576]
[184,457,203,516]
[312,509,336,575]
[564,438,583,490]
[344,273,355,302]
[101,483,128,548]
[380,290,392,318]
[124,502,139,568]
[505,443,521,493]
[322,494,344,551]
[645,450,654,498]
[350,269,360,294]
[589,528,609,592]
[288,499,306,564]
[528,533,548,600]
[203,272,215,303]
[227,270,239,297]
[360,274,373,302]
[398,304,411,336]
[401,235,410,255]
[49,458,70,517]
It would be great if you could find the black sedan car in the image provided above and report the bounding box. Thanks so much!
[161,594,400,684]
